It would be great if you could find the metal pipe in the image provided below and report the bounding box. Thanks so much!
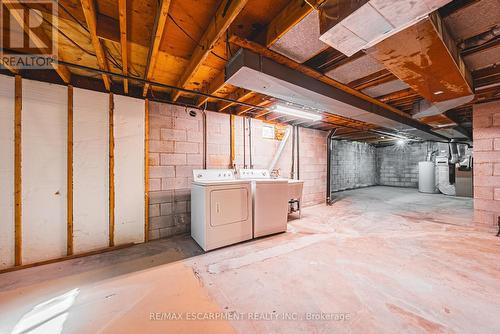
[291,126,296,179]
[296,126,300,180]
[243,117,246,168]
[249,118,253,168]
[230,114,235,168]
[201,102,208,169]
[326,128,337,205]
[269,126,292,172]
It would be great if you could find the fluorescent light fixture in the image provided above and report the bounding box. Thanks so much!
[433,90,444,95]
[270,104,322,121]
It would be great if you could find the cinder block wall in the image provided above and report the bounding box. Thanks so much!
[330,140,377,191]
[376,142,439,187]
[473,101,500,231]
[147,101,328,240]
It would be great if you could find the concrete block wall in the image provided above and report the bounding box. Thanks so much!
[473,101,500,232]
[148,101,328,240]
[376,142,439,187]
[330,140,377,191]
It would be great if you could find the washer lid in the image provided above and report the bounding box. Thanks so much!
[192,179,251,186]
[238,168,270,179]
[253,179,289,184]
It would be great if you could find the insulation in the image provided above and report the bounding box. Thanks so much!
[113,95,145,245]
[270,11,328,63]
[0,75,15,269]
[73,88,109,254]
[22,79,67,264]
[325,55,385,84]
[362,79,409,97]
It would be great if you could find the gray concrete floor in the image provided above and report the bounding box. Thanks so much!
[1,186,499,334]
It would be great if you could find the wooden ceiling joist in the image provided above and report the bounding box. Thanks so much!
[196,71,225,107]
[171,0,249,102]
[118,0,128,94]
[348,69,396,91]
[218,88,253,112]
[143,0,171,97]
[265,0,326,47]
[80,0,111,91]
[236,95,272,115]
[3,0,70,83]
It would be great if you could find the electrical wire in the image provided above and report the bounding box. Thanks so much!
[167,13,228,61]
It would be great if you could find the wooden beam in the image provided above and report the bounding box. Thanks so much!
[118,0,128,93]
[236,96,272,115]
[229,35,411,119]
[109,93,115,247]
[265,0,326,47]
[348,69,396,91]
[14,75,22,266]
[3,1,70,83]
[143,0,172,97]
[196,71,226,107]
[144,99,149,242]
[96,14,120,43]
[218,88,253,112]
[80,0,111,91]
[171,0,248,102]
[0,58,18,74]
[67,85,74,256]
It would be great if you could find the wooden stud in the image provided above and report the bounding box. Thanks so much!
[144,99,150,242]
[3,1,70,83]
[171,0,249,102]
[80,0,112,91]
[14,75,22,266]
[143,0,172,97]
[67,85,74,255]
[109,93,115,247]
[118,0,129,94]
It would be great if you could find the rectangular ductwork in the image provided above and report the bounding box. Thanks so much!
[318,0,452,56]
[225,48,445,141]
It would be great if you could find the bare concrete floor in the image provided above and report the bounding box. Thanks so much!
[1,186,499,334]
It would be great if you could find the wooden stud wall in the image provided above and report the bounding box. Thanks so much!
[67,86,74,256]
[109,93,115,247]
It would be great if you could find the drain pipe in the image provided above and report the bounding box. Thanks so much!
[201,102,208,169]
[291,126,296,178]
[249,118,253,168]
[296,126,300,180]
[326,128,337,205]
[243,117,246,168]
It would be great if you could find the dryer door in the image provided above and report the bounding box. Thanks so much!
[210,187,249,227]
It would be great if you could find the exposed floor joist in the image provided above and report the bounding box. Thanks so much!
[171,0,249,102]
[143,0,171,97]
[80,0,111,91]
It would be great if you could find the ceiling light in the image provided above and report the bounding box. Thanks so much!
[433,91,444,95]
[270,104,322,121]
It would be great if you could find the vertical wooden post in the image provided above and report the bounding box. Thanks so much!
[109,93,115,247]
[144,99,149,242]
[67,85,74,255]
[14,75,22,266]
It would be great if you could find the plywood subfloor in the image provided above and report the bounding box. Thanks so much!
[1,186,499,333]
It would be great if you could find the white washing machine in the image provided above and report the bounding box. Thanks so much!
[191,169,253,251]
[239,169,289,238]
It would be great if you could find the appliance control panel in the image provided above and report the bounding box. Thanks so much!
[193,169,235,181]
[238,169,270,179]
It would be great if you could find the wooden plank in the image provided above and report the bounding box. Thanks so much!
[0,243,135,274]
[348,69,396,90]
[80,0,111,91]
[143,0,172,97]
[0,58,18,74]
[118,0,128,94]
[144,99,149,242]
[218,88,253,112]
[67,85,74,256]
[109,93,115,247]
[171,0,249,102]
[229,35,411,119]
[196,71,226,107]
[265,0,325,47]
[3,1,70,83]
[14,75,22,266]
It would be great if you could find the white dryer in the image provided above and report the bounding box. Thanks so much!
[239,169,289,238]
[191,169,253,251]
